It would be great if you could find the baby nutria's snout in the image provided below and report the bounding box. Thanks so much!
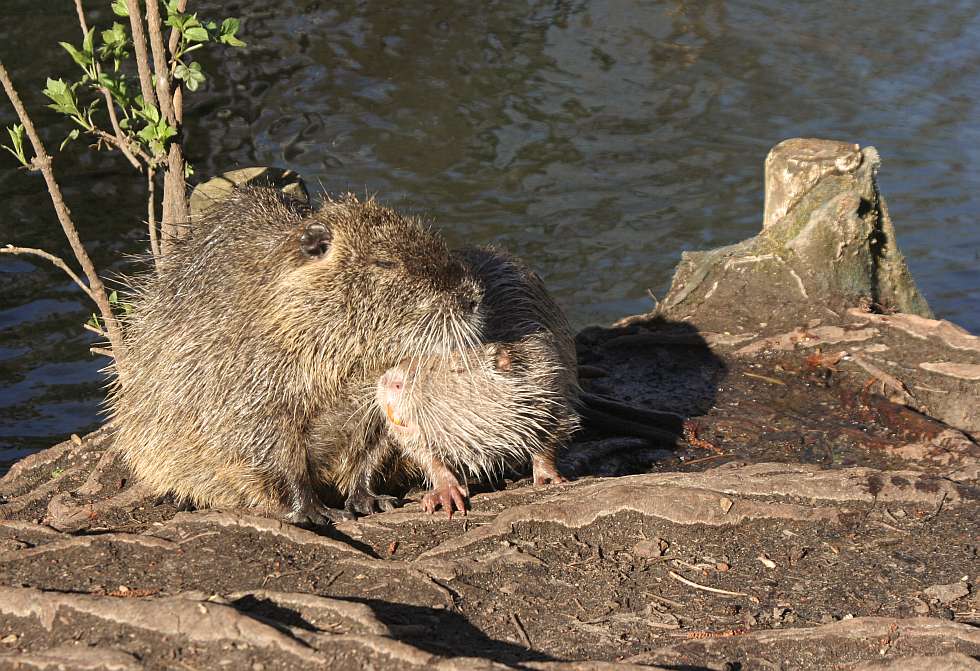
[378,366,417,436]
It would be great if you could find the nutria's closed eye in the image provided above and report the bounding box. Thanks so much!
[373,258,398,269]
[300,223,331,257]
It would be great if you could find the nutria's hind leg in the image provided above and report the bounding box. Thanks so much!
[531,446,568,485]
[285,487,354,526]
[152,492,197,512]
[280,445,353,526]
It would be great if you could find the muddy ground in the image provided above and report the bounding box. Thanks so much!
[0,307,977,670]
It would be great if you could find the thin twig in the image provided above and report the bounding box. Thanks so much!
[1,246,97,302]
[147,165,160,263]
[90,347,113,358]
[667,570,747,598]
[683,453,728,466]
[72,0,142,170]
[509,612,532,647]
[166,0,189,65]
[144,0,176,125]
[92,128,152,166]
[920,491,947,522]
[0,60,126,369]
[98,91,141,169]
[82,322,107,337]
[125,0,157,111]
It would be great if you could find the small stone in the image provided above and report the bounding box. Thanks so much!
[757,554,776,569]
[924,582,970,605]
[0,634,17,644]
[716,562,730,572]
[252,664,266,671]
[910,597,930,614]
[632,538,666,559]
[719,497,734,514]
[499,581,520,595]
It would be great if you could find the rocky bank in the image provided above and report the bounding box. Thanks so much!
[0,139,977,670]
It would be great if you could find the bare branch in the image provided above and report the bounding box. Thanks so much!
[126,0,157,111]
[99,90,142,169]
[1,246,97,303]
[91,127,153,167]
[0,59,127,371]
[82,322,107,338]
[145,0,188,253]
[144,0,176,126]
[147,165,160,264]
[166,0,189,58]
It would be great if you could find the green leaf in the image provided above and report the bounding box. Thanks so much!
[184,161,194,178]
[100,22,129,60]
[59,128,80,151]
[111,0,129,17]
[109,290,119,304]
[83,26,95,56]
[220,33,245,47]
[138,100,160,124]
[59,41,92,69]
[43,78,84,119]
[219,17,245,47]
[1,124,29,166]
[175,61,205,91]
[184,26,209,42]
[87,313,101,328]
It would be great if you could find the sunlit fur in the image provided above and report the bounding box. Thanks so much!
[378,337,580,484]
[107,186,483,514]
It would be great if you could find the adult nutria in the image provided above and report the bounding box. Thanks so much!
[376,337,579,516]
[108,186,484,524]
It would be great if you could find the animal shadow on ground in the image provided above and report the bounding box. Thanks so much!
[562,316,725,478]
[232,593,557,665]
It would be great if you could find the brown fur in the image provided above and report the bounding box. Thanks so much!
[109,186,483,523]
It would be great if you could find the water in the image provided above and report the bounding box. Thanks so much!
[1,0,978,459]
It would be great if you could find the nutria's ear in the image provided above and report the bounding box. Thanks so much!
[299,222,331,258]
[493,346,513,373]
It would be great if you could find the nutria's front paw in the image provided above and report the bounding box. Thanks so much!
[422,485,469,519]
[344,492,402,516]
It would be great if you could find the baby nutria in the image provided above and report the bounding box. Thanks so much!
[108,186,484,524]
[376,337,580,516]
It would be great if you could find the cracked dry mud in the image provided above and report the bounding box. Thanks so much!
[0,315,978,671]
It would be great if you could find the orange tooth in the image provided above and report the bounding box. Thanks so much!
[386,404,404,427]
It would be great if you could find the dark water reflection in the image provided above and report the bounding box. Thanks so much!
[1,0,978,457]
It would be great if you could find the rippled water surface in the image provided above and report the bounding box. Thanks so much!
[1,0,978,459]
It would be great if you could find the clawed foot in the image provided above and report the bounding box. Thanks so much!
[422,484,469,519]
[532,456,568,486]
[153,492,196,512]
[286,500,354,527]
[533,472,568,485]
[344,492,403,516]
